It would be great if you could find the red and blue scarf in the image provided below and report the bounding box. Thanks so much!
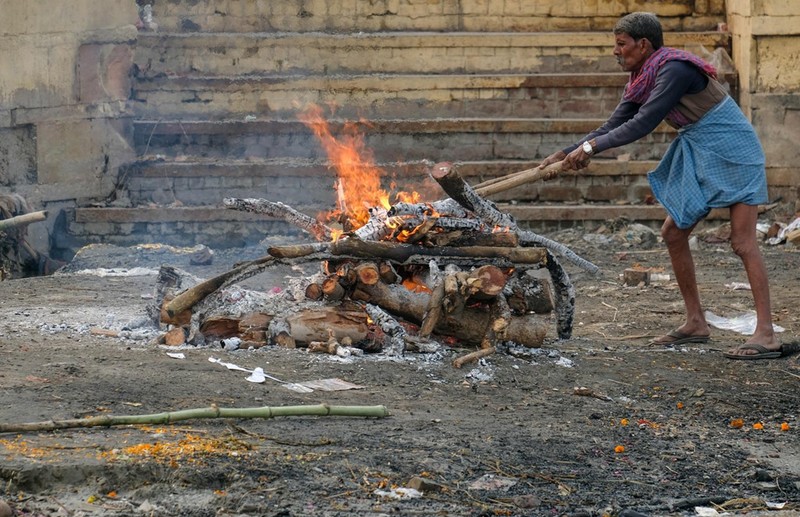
[624,47,717,126]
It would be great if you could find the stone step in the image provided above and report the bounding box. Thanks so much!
[122,157,659,207]
[63,203,732,250]
[133,117,677,163]
[134,31,729,77]
[132,72,632,120]
[150,0,724,34]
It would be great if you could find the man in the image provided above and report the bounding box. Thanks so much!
[538,12,788,360]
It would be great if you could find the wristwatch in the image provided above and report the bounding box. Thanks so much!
[582,140,594,156]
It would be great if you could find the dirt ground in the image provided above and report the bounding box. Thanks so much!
[1,223,799,517]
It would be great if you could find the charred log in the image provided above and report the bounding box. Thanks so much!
[544,250,575,339]
[223,198,332,241]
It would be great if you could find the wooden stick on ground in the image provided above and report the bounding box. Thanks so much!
[453,347,496,369]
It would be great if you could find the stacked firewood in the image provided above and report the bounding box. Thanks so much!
[156,160,597,366]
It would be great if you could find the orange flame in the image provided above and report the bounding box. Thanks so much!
[298,104,422,234]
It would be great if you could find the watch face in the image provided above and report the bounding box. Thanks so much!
[583,142,592,154]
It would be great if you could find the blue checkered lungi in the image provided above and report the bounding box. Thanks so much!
[648,96,768,229]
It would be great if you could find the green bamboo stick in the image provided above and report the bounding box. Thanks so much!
[0,404,390,433]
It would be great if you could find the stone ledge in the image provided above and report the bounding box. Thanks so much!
[136,31,729,49]
[132,118,677,136]
[72,204,733,225]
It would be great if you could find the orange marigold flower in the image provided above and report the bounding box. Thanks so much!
[730,418,744,429]
[614,445,625,453]
[676,402,684,409]
[753,422,764,430]
[780,422,790,431]
[620,418,629,426]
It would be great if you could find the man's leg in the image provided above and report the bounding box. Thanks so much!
[725,203,779,356]
[651,216,710,343]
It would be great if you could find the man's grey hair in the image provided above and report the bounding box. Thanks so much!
[613,12,664,50]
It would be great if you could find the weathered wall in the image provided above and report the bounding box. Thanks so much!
[0,1,138,251]
[726,0,800,207]
[152,0,726,32]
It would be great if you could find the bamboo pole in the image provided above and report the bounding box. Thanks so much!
[0,404,390,433]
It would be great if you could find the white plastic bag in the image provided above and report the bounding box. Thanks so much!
[705,310,785,335]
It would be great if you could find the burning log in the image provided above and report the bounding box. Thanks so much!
[443,272,465,316]
[165,255,277,317]
[419,279,445,338]
[285,307,369,345]
[377,261,398,284]
[426,230,518,248]
[388,198,471,219]
[223,198,332,241]
[431,162,598,275]
[305,282,324,300]
[504,268,555,314]
[364,303,407,356]
[430,162,516,229]
[355,280,547,348]
[462,265,507,301]
[268,238,547,265]
[354,262,380,285]
[322,275,346,301]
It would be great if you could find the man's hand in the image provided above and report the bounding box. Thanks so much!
[538,150,566,170]
[561,146,592,171]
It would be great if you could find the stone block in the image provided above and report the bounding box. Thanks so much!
[0,33,77,108]
[78,43,135,103]
[0,1,137,36]
[585,185,630,202]
[751,94,800,168]
[537,185,583,202]
[756,36,800,91]
[36,118,134,199]
[0,126,37,187]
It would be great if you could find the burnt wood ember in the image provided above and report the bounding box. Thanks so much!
[223,198,333,241]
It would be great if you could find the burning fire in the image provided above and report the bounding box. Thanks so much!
[298,105,423,238]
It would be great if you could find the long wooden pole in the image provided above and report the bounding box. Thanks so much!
[473,161,565,197]
[0,210,47,232]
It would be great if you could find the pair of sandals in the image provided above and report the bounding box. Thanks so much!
[649,330,799,361]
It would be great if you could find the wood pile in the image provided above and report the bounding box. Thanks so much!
[154,160,598,367]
